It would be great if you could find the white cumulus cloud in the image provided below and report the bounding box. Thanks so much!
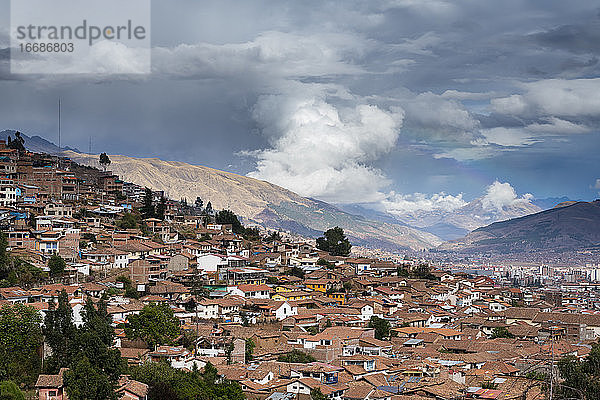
[480,127,540,147]
[382,191,467,214]
[247,91,403,203]
[491,78,600,118]
[481,180,533,211]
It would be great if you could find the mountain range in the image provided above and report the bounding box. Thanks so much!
[336,198,542,241]
[64,151,445,251]
[2,129,583,252]
[439,200,600,253]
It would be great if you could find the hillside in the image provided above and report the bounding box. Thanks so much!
[439,200,600,253]
[64,151,442,251]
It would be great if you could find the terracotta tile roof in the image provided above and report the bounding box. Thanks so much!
[117,376,149,398]
[35,368,67,388]
[119,347,149,359]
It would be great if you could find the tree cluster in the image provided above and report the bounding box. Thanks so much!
[99,153,111,171]
[277,350,316,364]
[6,132,25,153]
[316,227,352,257]
[124,303,181,348]
[141,188,167,221]
[0,304,43,386]
[44,290,124,400]
[116,212,141,230]
[0,380,25,400]
[557,340,600,399]
[48,254,66,277]
[0,233,47,288]
[396,264,438,281]
[368,316,391,340]
[245,338,255,363]
[116,276,139,299]
[215,209,261,240]
[130,361,244,400]
[490,326,514,339]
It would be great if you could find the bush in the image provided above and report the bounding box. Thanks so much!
[48,255,66,277]
[0,381,25,400]
[277,350,316,364]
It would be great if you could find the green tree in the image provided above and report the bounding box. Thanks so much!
[43,290,76,371]
[64,356,117,400]
[225,341,234,365]
[117,276,140,299]
[124,303,181,348]
[343,281,352,293]
[81,232,98,243]
[155,196,167,221]
[205,201,213,215]
[277,350,316,364]
[73,208,88,220]
[245,338,255,362]
[0,304,43,385]
[99,152,111,171]
[116,212,139,229]
[141,188,155,219]
[413,264,437,280]
[47,254,66,277]
[368,316,391,340]
[1,257,46,287]
[0,381,25,400]
[480,381,498,389]
[63,297,123,400]
[194,197,203,209]
[265,231,281,243]
[6,132,25,153]
[490,326,514,339]
[311,387,327,400]
[557,341,600,399]
[131,361,244,400]
[215,210,244,234]
[242,227,261,241]
[0,233,8,276]
[288,266,305,279]
[316,227,352,256]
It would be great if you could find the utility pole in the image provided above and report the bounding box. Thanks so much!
[549,323,556,400]
[58,99,61,150]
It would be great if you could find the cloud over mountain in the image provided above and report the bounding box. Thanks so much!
[247,90,403,204]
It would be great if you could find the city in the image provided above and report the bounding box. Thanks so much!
[0,138,599,399]
[1,1,600,399]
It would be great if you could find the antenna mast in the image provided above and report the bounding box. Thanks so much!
[58,99,61,149]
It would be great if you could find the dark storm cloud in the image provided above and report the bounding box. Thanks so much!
[0,0,599,204]
[529,20,600,55]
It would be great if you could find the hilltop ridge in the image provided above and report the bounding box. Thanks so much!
[65,151,443,251]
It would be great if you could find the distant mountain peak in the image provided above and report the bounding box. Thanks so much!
[0,129,81,154]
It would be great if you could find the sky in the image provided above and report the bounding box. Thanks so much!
[1,0,599,214]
